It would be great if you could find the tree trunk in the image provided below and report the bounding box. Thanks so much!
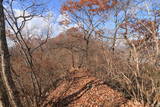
[0,76,10,107]
[0,77,4,107]
[0,0,22,107]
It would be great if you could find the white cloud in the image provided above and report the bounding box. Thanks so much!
[57,13,70,23]
[52,13,78,36]
[22,16,50,37]
[6,9,54,38]
[7,9,78,40]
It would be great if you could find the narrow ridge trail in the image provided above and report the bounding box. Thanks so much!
[43,68,145,107]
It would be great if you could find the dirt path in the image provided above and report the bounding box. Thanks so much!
[42,68,144,107]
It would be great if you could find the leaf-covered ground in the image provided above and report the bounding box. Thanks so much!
[43,68,146,107]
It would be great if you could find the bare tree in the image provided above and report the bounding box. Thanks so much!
[61,0,118,68]
[1,0,52,106]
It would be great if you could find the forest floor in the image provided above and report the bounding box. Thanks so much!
[43,68,145,107]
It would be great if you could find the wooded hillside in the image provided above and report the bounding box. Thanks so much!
[0,0,160,107]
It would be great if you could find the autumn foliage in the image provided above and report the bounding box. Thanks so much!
[1,0,160,106]
[61,0,118,13]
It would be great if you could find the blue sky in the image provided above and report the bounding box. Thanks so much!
[4,0,75,38]
[5,0,67,46]
[5,0,160,46]
[48,0,64,15]
[5,0,160,39]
